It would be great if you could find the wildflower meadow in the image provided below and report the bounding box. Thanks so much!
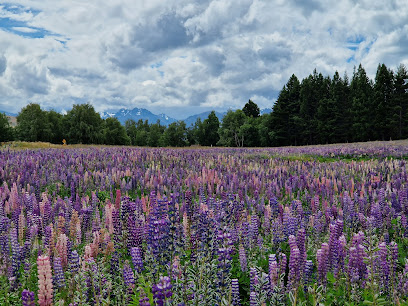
[1,143,408,305]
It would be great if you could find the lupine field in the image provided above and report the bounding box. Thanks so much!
[1,142,408,305]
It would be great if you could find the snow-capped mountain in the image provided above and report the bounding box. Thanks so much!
[100,107,274,126]
[100,108,177,126]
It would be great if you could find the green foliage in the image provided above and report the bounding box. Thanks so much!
[16,103,49,142]
[63,103,104,144]
[242,99,260,118]
[202,111,220,146]
[46,110,64,144]
[350,64,375,142]
[161,121,187,147]
[218,109,246,147]
[125,119,150,146]
[374,63,395,140]
[104,117,131,145]
[147,121,165,147]
[270,74,301,146]
[0,112,14,142]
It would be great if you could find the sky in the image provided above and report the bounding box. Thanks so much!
[0,0,407,119]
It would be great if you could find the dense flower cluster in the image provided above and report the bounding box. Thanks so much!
[0,144,407,304]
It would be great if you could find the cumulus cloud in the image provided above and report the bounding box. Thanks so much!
[0,0,407,117]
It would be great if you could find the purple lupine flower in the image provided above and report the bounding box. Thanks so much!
[289,246,301,289]
[139,291,151,306]
[240,222,249,249]
[112,209,122,245]
[316,243,329,286]
[123,261,135,289]
[238,244,247,272]
[217,228,234,290]
[152,276,172,306]
[328,223,337,269]
[21,289,35,306]
[53,257,66,288]
[249,215,259,244]
[249,291,257,306]
[110,251,120,276]
[9,227,20,278]
[269,254,278,290]
[24,260,31,275]
[303,260,314,291]
[130,247,144,273]
[283,207,296,238]
[334,235,347,278]
[378,242,389,290]
[389,241,399,287]
[127,215,141,251]
[250,267,259,292]
[148,216,170,267]
[231,278,241,306]
[348,244,367,284]
[70,250,80,274]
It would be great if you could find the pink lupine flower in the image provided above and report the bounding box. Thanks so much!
[56,233,68,268]
[37,255,53,306]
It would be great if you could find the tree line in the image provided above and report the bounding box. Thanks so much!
[1,63,407,147]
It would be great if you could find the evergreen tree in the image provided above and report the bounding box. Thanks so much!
[374,63,394,140]
[392,64,408,139]
[316,97,337,144]
[242,99,260,118]
[350,64,374,142]
[330,71,351,143]
[0,113,14,142]
[270,74,301,146]
[202,111,220,146]
[299,70,329,145]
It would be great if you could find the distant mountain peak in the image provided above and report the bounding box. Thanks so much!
[99,107,177,126]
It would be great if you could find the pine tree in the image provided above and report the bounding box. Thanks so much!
[270,74,301,146]
[374,63,394,140]
[203,111,220,146]
[299,70,329,145]
[350,64,374,142]
[393,64,408,139]
[242,99,260,118]
[331,71,351,143]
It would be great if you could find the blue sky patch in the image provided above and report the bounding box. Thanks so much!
[0,3,51,38]
[346,36,365,51]
[0,17,52,38]
[1,3,40,15]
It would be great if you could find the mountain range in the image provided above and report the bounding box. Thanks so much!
[1,107,272,127]
[100,107,272,126]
